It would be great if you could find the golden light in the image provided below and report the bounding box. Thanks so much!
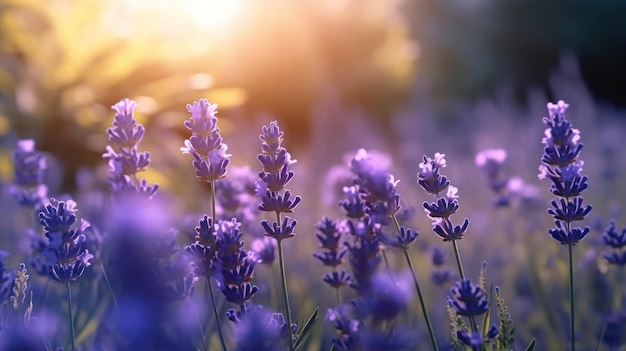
[106,0,246,42]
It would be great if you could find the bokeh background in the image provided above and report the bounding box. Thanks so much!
[1,0,625,192]
[1,0,626,349]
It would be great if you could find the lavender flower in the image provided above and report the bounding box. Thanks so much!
[602,221,626,266]
[0,251,15,303]
[38,199,93,283]
[251,237,277,265]
[348,149,400,225]
[103,98,158,198]
[181,99,230,182]
[314,216,352,294]
[215,219,258,310]
[11,139,48,208]
[456,326,498,351]
[539,100,592,245]
[450,279,489,317]
[475,148,510,204]
[418,154,470,242]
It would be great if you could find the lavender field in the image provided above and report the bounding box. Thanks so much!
[0,1,625,350]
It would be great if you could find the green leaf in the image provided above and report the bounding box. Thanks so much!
[482,284,494,337]
[524,338,536,351]
[294,307,319,351]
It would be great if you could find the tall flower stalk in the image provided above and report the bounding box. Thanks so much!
[417,152,481,336]
[103,98,159,198]
[256,121,301,351]
[348,148,438,350]
[538,100,591,351]
[38,199,93,351]
[181,99,230,351]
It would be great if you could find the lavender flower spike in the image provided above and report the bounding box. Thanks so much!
[103,98,158,198]
[39,199,93,283]
[11,139,48,207]
[181,99,230,182]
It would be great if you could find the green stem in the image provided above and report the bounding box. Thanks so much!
[207,279,228,351]
[403,249,439,351]
[568,243,575,351]
[66,282,76,351]
[99,264,117,309]
[277,236,295,351]
[210,180,217,222]
[391,215,438,351]
[451,239,478,332]
[194,307,207,351]
[451,239,465,281]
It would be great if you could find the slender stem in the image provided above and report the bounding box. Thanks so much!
[277,236,295,351]
[211,180,217,222]
[335,287,342,306]
[451,239,478,332]
[194,307,207,351]
[403,249,439,351]
[390,214,438,351]
[568,243,575,351]
[207,279,228,351]
[65,282,76,351]
[451,239,465,280]
[99,264,117,309]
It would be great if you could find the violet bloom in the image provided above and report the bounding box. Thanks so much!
[103,98,158,198]
[39,199,93,283]
[418,154,470,242]
[257,121,301,240]
[181,99,230,182]
[11,139,48,208]
[539,101,592,245]
[348,148,400,226]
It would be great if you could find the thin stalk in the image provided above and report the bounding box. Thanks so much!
[391,215,438,351]
[568,243,575,351]
[335,287,342,306]
[276,213,295,351]
[66,282,76,351]
[99,264,117,309]
[451,239,465,280]
[210,180,217,222]
[194,304,207,351]
[207,279,228,351]
[451,239,477,332]
[403,249,439,351]
[277,240,295,351]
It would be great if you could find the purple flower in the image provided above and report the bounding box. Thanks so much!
[104,98,159,197]
[450,279,489,317]
[39,199,93,283]
[11,139,48,207]
[417,153,450,196]
[251,237,276,265]
[181,99,230,182]
[539,100,592,245]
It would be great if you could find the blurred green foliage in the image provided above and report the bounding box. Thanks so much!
[0,0,416,191]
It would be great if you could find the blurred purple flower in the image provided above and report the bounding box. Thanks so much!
[11,139,48,208]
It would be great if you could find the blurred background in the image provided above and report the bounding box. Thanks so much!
[1,0,624,193]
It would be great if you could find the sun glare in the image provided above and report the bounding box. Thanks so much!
[108,0,245,40]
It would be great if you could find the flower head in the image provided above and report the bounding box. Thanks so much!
[450,279,489,317]
[39,199,92,283]
[181,99,230,182]
[11,139,48,207]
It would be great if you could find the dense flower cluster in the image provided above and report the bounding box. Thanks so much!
[257,121,301,238]
[38,199,93,283]
[314,216,351,290]
[539,101,592,245]
[11,139,48,208]
[602,221,626,266]
[181,99,231,182]
[103,98,158,198]
[418,153,469,241]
